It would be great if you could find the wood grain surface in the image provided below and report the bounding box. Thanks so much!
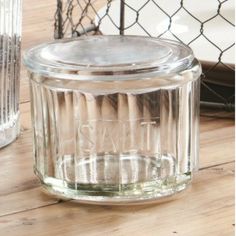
[0,0,234,235]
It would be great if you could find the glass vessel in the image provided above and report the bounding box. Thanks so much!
[0,0,21,148]
[24,36,201,204]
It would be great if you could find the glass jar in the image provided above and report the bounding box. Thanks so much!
[24,36,201,204]
[0,0,21,148]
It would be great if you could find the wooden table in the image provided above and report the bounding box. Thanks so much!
[0,1,234,235]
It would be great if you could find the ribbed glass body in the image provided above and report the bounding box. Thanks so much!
[24,36,201,204]
[0,0,21,148]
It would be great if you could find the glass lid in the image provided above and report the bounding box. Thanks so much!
[23,35,196,80]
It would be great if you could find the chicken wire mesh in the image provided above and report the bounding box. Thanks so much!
[54,0,235,117]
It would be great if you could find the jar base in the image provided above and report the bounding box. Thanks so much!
[37,169,192,205]
[0,113,20,148]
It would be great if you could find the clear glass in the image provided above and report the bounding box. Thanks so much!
[0,0,21,148]
[24,36,201,204]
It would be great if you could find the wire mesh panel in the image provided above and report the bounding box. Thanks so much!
[54,0,235,117]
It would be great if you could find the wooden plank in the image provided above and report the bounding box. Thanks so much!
[22,0,55,49]
[0,163,233,236]
[0,130,37,197]
[20,102,31,131]
[0,187,59,217]
[19,69,30,104]
[200,116,234,132]
[200,125,234,168]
